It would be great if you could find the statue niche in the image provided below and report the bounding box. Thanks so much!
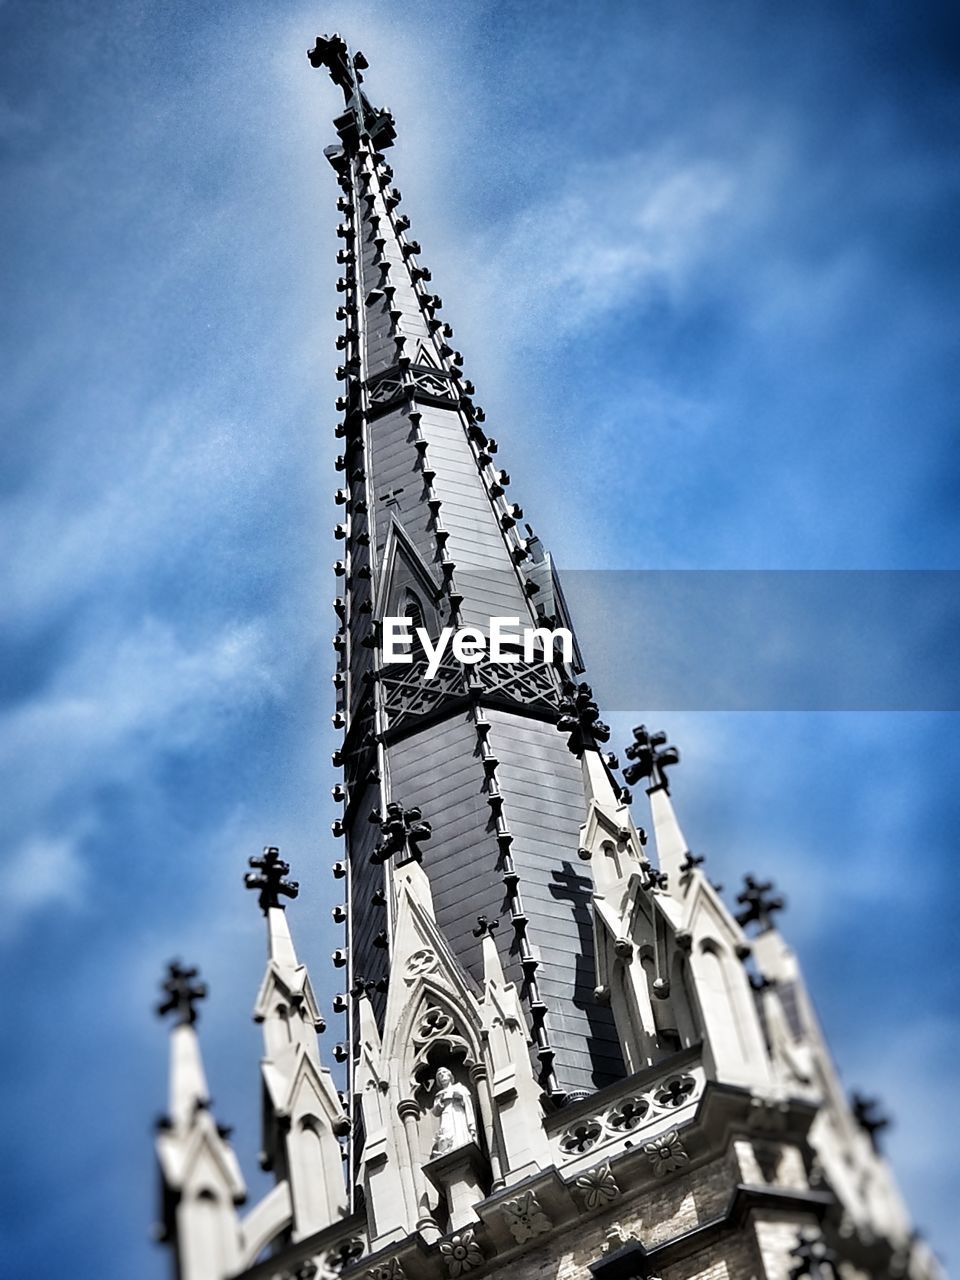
[421,1061,486,1231]
[429,1066,478,1158]
[406,1000,488,1231]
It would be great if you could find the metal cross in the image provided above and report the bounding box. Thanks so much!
[557,680,611,755]
[369,801,432,864]
[851,1091,890,1152]
[679,851,706,876]
[307,35,396,151]
[245,846,300,914]
[156,961,207,1027]
[379,486,404,509]
[307,34,366,100]
[622,725,680,792]
[734,874,785,933]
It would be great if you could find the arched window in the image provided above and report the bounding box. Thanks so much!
[404,591,425,634]
[697,939,746,1066]
[402,591,429,661]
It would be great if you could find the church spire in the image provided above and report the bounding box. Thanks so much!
[154,963,246,1280]
[156,962,210,1128]
[152,36,944,1280]
[309,31,625,1109]
[245,847,349,1242]
[624,724,690,883]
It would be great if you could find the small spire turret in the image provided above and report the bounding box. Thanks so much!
[245,847,349,1241]
[154,963,245,1280]
[624,724,691,884]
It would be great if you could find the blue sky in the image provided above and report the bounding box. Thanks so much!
[1,1,958,1275]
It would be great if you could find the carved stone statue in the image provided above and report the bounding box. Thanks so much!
[429,1067,477,1157]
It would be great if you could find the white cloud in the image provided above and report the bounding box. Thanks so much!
[2,615,279,770]
[0,833,87,936]
[0,614,285,940]
[461,150,738,345]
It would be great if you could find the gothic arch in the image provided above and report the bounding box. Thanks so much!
[391,978,482,1099]
[696,937,747,1068]
[403,589,426,633]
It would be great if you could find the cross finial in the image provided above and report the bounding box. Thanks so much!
[369,802,432,865]
[473,914,499,938]
[307,34,396,152]
[245,846,300,914]
[622,725,680,792]
[734,873,785,933]
[156,961,207,1027]
[850,1090,890,1152]
[679,851,706,877]
[307,34,366,98]
[557,679,610,755]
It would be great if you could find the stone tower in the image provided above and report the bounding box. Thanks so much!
[154,35,942,1280]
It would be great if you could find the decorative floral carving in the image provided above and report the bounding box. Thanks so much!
[439,1229,483,1277]
[575,1160,621,1209]
[287,1261,318,1280]
[789,1229,840,1279]
[366,1260,405,1280]
[644,1129,689,1176]
[501,1190,552,1243]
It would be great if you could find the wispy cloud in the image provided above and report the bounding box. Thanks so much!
[0,833,87,936]
[464,150,739,345]
[0,615,282,939]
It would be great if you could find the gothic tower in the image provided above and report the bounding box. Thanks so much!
[153,35,943,1280]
